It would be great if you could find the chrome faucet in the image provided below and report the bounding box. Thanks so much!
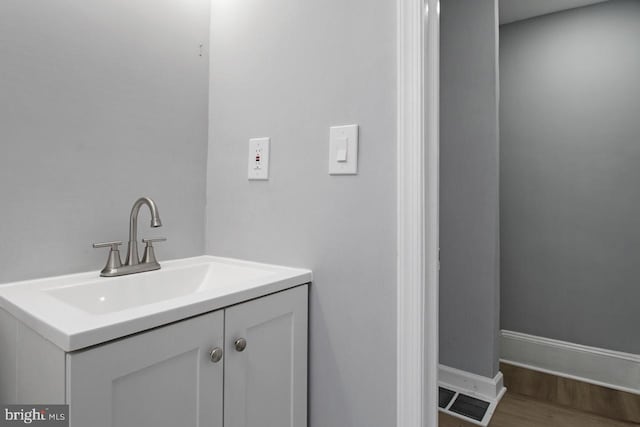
[93,197,166,277]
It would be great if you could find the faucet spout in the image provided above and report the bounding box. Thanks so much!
[125,197,162,266]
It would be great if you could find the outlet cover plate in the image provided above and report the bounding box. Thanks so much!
[248,137,270,180]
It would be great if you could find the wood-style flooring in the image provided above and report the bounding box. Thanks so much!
[500,363,640,424]
[440,392,640,427]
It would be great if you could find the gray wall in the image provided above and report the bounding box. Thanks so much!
[207,0,396,425]
[501,0,640,354]
[440,0,501,378]
[0,0,210,283]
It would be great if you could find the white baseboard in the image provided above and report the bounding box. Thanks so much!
[438,365,507,427]
[501,330,640,395]
[439,364,505,401]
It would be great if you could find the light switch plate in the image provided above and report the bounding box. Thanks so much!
[329,124,358,175]
[248,137,270,180]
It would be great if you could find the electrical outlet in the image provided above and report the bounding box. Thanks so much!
[248,137,270,180]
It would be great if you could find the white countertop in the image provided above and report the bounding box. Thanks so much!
[0,256,312,352]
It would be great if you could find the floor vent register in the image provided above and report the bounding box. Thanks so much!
[438,386,491,425]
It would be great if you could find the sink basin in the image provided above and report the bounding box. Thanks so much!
[46,264,209,314]
[45,262,273,315]
[0,256,311,351]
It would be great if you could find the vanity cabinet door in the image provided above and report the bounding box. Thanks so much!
[224,285,308,427]
[66,310,224,427]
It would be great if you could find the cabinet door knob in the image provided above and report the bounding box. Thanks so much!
[234,338,247,352]
[209,347,223,363]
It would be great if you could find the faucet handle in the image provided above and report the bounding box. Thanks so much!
[141,238,167,245]
[93,241,123,250]
[92,241,123,276]
[141,237,166,265]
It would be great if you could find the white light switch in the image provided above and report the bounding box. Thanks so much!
[248,137,270,180]
[336,137,348,162]
[329,125,358,175]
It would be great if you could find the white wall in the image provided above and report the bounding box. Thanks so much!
[207,0,397,425]
[440,0,501,378]
[0,0,210,283]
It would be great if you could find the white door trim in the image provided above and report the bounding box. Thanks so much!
[396,0,439,426]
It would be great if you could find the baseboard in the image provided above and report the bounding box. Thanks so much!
[439,364,505,401]
[500,330,640,395]
[438,365,507,426]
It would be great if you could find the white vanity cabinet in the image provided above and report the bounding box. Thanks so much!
[67,310,226,427]
[224,285,308,427]
[1,284,308,427]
